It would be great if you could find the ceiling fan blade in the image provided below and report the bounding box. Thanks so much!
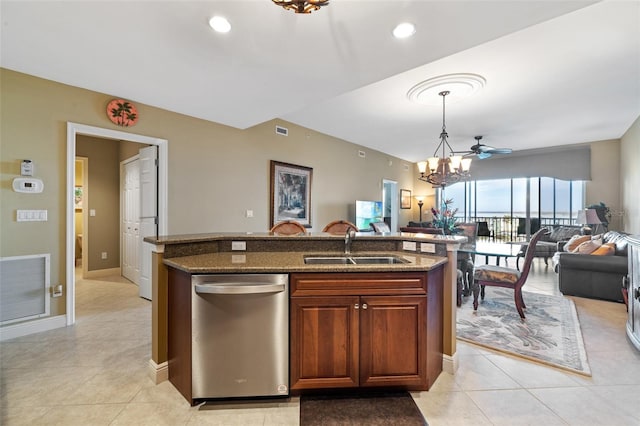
[486,147,513,155]
[477,152,492,159]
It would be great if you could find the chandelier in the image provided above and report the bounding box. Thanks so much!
[272,0,329,13]
[417,91,471,187]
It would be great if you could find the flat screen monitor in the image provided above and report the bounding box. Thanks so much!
[355,200,383,231]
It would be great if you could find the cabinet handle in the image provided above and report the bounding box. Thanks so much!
[354,303,359,310]
[362,303,368,310]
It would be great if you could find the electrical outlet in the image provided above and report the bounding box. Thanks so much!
[420,243,436,253]
[402,241,417,251]
[231,241,246,251]
[101,252,108,259]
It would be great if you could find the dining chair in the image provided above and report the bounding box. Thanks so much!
[476,221,493,241]
[471,228,546,319]
[322,220,358,234]
[456,222,478,302]
[270,220,307,235]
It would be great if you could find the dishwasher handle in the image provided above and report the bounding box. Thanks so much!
[195,283,286,295]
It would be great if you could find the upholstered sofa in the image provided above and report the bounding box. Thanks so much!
[554,231,629,302]
[516,225,582,269]
[399,221,444,234]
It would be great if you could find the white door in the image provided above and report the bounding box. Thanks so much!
[122,158,141,284]
[139,145,158,300]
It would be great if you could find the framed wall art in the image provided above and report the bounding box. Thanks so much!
[270,161,312,228]
[74,186,83,211]
[400,189,412,209]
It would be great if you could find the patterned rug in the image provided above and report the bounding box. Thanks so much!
[300,391,427,425]
[457,289,591,376]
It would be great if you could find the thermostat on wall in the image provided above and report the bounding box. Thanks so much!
[12,177,44,193]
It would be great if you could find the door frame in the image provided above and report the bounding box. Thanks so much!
[66,122,168,326]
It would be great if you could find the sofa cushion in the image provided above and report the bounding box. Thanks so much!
[603,231,629,256]
[564,235,591,252]
[591,242,615,256]
[574,239,601,254]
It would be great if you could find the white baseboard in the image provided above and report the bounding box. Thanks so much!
[84,267,121,279]
[148,359,168,384]
[0,315,67,341]
[443,352,459,375]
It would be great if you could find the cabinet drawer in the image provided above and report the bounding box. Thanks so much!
[290,272,428,297]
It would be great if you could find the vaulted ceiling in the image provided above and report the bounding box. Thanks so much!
[2,1,639,162]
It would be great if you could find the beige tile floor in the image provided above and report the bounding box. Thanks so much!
[2,260,639,425]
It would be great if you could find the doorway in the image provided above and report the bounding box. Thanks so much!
[66,122,168,326]
[382,179,398,231]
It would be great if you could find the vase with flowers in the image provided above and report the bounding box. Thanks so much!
[431,198,460,234]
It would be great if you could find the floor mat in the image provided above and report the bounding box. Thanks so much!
[300,391,427,425]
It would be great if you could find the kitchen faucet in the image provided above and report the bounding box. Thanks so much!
[345,229,356,254]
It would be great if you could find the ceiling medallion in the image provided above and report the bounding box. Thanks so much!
[272,0,329,14]
[106,99,139,127]
[407,73,486,106]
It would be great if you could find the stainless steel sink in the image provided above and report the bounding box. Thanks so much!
[304,255,408,265]
[303,256,355,265]
[351,256,408,264]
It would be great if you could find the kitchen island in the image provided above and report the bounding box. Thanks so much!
[144,232,465,403]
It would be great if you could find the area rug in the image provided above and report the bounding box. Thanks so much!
[457,289,591,376]
[300,391,427,425]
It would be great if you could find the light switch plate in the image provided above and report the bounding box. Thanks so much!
[16,209,47,222]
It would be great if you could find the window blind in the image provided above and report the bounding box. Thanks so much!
[468,146,591,181]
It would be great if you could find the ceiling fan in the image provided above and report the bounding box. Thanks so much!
[457,136,513,159]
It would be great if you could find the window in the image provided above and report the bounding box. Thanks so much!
[443,177,584,240]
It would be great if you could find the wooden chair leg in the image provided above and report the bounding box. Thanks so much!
[514,288,526,319]
[519,290,526,309]
[472,280,480,311]
[456,270,463,307]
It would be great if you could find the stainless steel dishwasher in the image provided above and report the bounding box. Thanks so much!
[191,273,289,399]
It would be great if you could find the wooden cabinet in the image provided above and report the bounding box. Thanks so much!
[290,270,443,392]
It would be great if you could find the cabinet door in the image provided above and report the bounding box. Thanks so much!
[290,296,360,390]
[359,295,427,388]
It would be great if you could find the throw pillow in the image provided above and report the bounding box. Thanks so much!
[591,242,616,256]
[574,239,602,254]
[564,235,591,252]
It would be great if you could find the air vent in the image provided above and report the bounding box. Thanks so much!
[358,150,366,158]
[275,125,288,136]
[403,164,410,171]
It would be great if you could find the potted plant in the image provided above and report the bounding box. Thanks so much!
[431,198,460,234]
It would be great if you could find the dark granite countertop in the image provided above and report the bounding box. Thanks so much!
[145,231,466,246]
[163,250,447,274]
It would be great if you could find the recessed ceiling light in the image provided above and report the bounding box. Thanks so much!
[393,22,415,39]
[209,16,231,33]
